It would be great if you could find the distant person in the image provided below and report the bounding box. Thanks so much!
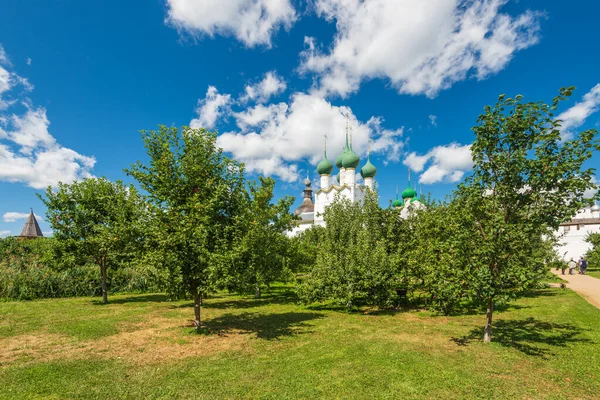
[568,258,577,275]
[561,261,567,275]
[579,257,588,275]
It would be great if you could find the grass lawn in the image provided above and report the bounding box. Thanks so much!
[586,267,600,279]
[1,286,600,400]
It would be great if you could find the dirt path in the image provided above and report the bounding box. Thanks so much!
[551,269,600,309]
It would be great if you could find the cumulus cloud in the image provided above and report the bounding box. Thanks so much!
[0,230,10,237]
[404,143,473,184]
[2,212,42,223]
[0,45,96,189]
[166,0,297,47]
[190,86,232,129]
[191,87,404,182]
[557,84,600,140]
[240,71,287,103]
[301,0,541,98]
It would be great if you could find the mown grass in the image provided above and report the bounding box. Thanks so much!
[586,267,600,279]
[1,285,600,399]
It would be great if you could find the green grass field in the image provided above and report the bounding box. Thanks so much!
[1,286,600,400]
[586,267,600,279]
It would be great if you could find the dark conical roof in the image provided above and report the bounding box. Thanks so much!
[19,210,43,238]
[294,179,314,216]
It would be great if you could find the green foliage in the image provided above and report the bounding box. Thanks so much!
[220,176,296,297]
[0,237,160,300]
[455,88,599,340]
[126,126,247,328]
[298,190,404,308]
[39,177,145,303]
[585,233,600,269]
[289,225,324,274]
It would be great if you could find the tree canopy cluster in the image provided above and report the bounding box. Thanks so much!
[3,87,597,342]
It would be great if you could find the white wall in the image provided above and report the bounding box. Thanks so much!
[555,223,600,261]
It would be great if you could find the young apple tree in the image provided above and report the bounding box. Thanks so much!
[126,126,246,331]
[459,88,599,342]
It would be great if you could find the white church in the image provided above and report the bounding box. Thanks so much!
[288,127,423,236]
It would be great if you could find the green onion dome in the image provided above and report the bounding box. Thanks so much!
[342,149,360,169]
[410,197,420,203]
[316,151,334,175]
[401,186,417,199]
[360,157,376,178]
[392,198,403,208]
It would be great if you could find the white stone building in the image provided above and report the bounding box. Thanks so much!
[555,204,600,261]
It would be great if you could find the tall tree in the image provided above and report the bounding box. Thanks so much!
[39,178,144,304]
[459,88,599,342]
[223,176,296,298]
[126,126,246,331]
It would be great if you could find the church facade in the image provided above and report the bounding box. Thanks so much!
[288,127,422,236]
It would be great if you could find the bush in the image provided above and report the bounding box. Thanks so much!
[0,237,163,301]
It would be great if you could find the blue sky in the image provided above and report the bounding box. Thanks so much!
[1,0,599,236]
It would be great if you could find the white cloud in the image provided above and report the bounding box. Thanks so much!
[301,0,541,98]
[2,212,43,223]
[0,45,96,189]
[429,114,437,127]
[26,58,31,66]
[0,141,96,189]
[0,45,33,111]
[240,71,287,103]
[166,0,297,47]
[202,89,404,182]
[190,86,232,129]
[557,84,600,140]
[6,108,55,152]
[404,143,473,184]
[0,230,10,237]
[0,45,8,65]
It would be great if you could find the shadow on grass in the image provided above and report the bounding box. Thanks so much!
[201,287,299,310]
[92,294,169,305]
[201,311,325,340]
[451,317,592,357]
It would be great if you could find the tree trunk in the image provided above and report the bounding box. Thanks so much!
[255,284,261,299]
[100,261,108,304]
[192,291,202,331]
[483,298,494,343]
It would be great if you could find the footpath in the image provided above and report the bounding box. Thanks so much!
[551,269,600,310]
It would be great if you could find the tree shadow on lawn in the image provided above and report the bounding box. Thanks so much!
[451,317,592,357]
[201,311,325,340]
[178,287,300,310]
[92,294,169,305]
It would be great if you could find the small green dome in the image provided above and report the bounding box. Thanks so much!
[401,187,417,199]
[360,158,376,178]
[410,197,420,203]
[317,151,334,175]
[392,198,403,208]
